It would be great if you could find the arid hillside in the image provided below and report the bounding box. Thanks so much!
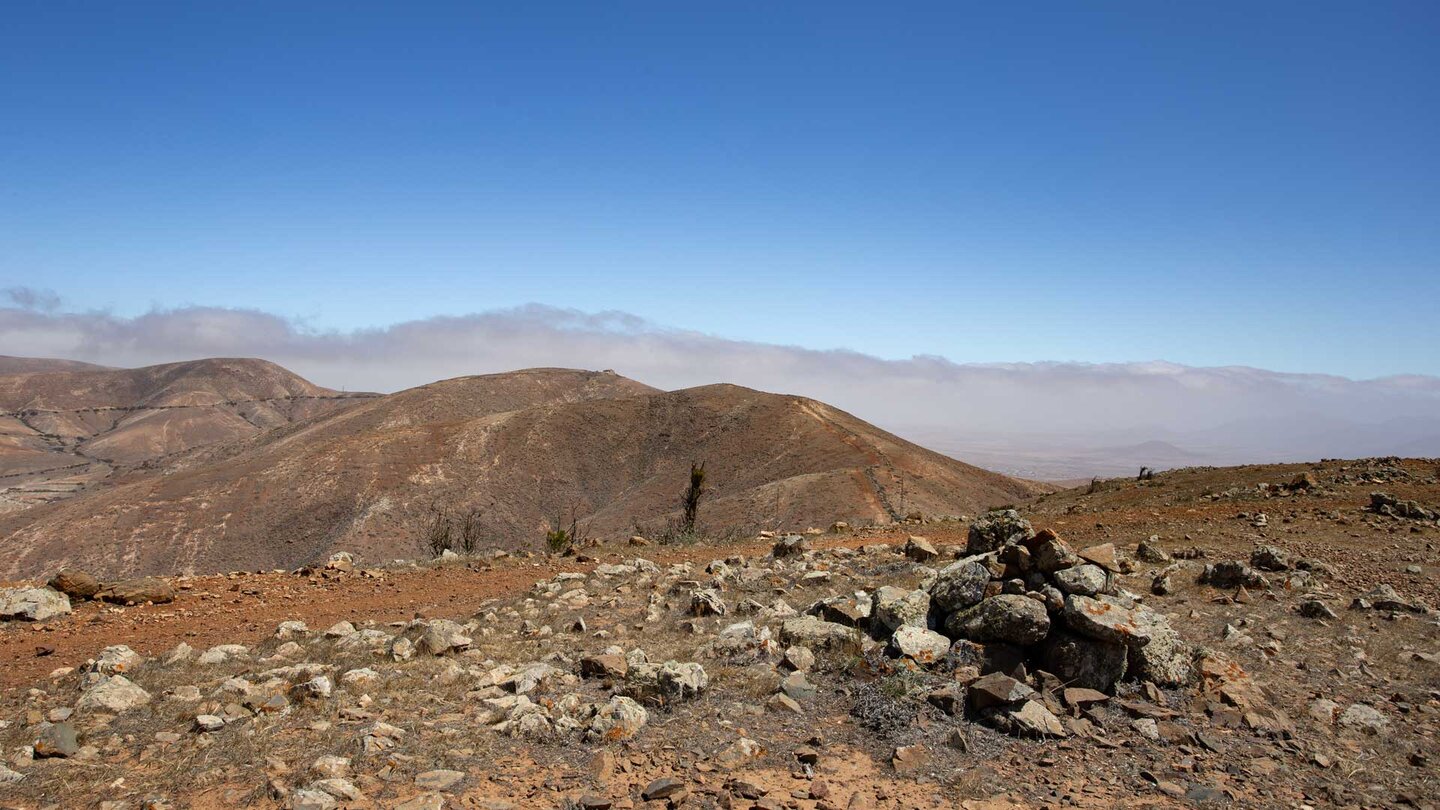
[0,356,114,375]
[0,367,1045,579]
[0,358,375,514]
[0,456,1435,808]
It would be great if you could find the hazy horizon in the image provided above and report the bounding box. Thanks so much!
[5,292,1438,479]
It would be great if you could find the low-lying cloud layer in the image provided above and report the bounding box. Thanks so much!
[4,290,1438,478]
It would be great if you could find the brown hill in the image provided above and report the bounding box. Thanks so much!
[0,356,115,375]
[0,358,375,514]
[0,368,1045,578]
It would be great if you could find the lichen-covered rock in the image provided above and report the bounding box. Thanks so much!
[712,621,775,659]
[772,535,810,558]
[83,645,145,676]
[1060,594,1153,648]
[930,557,992,612]
[904,536,938,562]
[1338,703,1389,734]
[946,594,1050,645]
[324,621,356,638]
[33,722,79,758]
[1025,529,1079,573]
[689,588,727,617]
[967,510,1035,555]
[872,586,930,631]
[587,696,648,741]
[197,644,249,665]
[76,675,152,713]
[275,620,309,640]
[1250,545,1292,572]
[1136,537,1170,563]
[890,625,950,664]
[1052,564,1110,596]
[290,788,339,810]
[0,587,70,622]
[780,616,859,651]
[1126,612,1196,686]
[628,660,708,702]
[1198,561,1268,590]
[657,661,708,701]
[417,619,472,655]
[1040,632,1127,692]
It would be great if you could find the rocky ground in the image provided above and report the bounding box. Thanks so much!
[1,457,1438,810]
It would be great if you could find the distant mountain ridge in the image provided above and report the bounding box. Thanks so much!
[0,358,375,515]
[0,356,114,375]
[0,362,1046,578]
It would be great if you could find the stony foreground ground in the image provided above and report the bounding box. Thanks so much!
[1,457,1438,810]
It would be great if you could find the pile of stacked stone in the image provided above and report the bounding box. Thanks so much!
[1368,491,1439,522]
[784,510,1197,738]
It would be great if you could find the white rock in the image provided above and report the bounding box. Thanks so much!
[169,685,202,702]
[0,587,70,622]
[340,668,380,688]
[1131,718,1161,740]
[890,625,950,663]
[310,754,351,778]
[297,675,333,700]
[389,636,415,661]
[1339,703,1389,733]
[275,620,309,639]
[83,645,145,676]
[163,643,194,666]
[417,619,472,655]
[311,777,363,801]
[289,788,338,810]
[872,586,930,631]
[76,675,152,713]
[271,641,305,660]
[196,644,249,665]
[587,695,648,741]
[195,714,225,732]
[323,621,356,638]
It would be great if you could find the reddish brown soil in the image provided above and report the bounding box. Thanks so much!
[0,534,885,693]
[10,457,1437,694]
[3,457,1438,809]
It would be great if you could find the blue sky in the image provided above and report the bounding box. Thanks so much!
[2,2,1437,378]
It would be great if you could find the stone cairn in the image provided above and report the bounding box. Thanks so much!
[782,510,1197,738]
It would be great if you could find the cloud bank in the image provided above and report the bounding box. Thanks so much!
[3,291,1438,477]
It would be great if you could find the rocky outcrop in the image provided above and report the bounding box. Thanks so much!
[46,570,101,601]
[96,577,175,606]
[0,587,70,622]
